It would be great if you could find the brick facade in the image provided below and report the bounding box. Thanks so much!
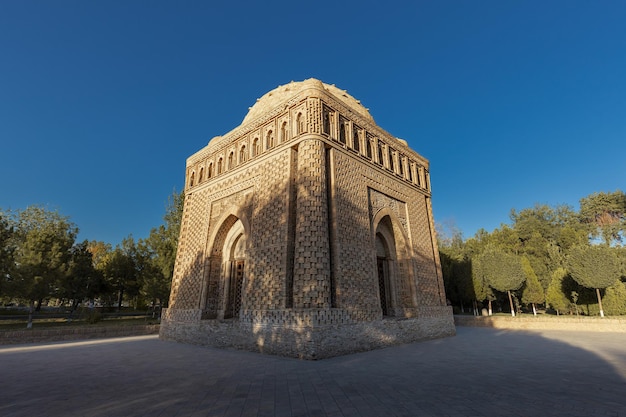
[160,79,455,358]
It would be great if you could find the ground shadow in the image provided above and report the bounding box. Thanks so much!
[1,327,625,416]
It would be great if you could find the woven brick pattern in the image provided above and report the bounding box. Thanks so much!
[246,149,293,310]
[169,192,208,310]
[330,149,380,310]
[410,195,445,306]
[292,139,331,308]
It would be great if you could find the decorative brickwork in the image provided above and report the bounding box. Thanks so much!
[161,79,455,358]
[292,139,331,309]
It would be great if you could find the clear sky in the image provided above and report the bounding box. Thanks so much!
[1,1,625,245]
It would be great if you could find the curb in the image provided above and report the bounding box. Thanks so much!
[454,315,626,332]
[0,324,160,345]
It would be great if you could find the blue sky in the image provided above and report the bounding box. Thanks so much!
[1,1,625,245]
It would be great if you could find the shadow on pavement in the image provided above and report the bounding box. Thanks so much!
[0,327,625,417]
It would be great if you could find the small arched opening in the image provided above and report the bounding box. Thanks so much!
[228,152,234,170]
[266,130,274,149]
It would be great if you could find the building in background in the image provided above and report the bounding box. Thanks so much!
[160,79,455,359]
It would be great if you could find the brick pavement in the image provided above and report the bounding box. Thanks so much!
[0,327,625,417]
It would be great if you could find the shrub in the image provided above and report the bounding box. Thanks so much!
[85,310,102,324]
[603,281,626,316]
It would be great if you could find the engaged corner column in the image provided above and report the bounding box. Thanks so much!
[292,138,331,309]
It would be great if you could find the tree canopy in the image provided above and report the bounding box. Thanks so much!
[4,207,77,326]
[521,256,544,315]
[566,245,620,290]
[566,244,621,317]
[579,190,626,245]
[0,212,14,289]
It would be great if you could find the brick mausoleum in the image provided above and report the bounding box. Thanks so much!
[159,79,455,359]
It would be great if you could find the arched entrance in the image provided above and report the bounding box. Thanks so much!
[222,223,246,318]
[202,214,247,320]
[375,215,398,316]
[376,232,392,316]
[372,212,417,317]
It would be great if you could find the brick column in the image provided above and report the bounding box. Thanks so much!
[292,139,331,308]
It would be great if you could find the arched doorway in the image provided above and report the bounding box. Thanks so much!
[223,225,246,318]
[221,219,246,319]
[376,232,392,316]
[372,211,418,317]
[202,214,248,320]
[375,215,397,317]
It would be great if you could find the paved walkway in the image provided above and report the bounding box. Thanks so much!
[1,327,625,417]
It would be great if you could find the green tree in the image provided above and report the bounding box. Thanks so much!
[87,240,112,271]
[601,281,626,315]
[0,212,14,295]
[510,204,586,289]
[9,206,77,327]
[135,239,169,311]
[471,255,495,315]
[58,240,105,317]
[546,268,571,315]
[477,247,526,317]
[511,204,560,244]
[438,221,475,312]
[489,225,521,255]
[138,190,183,309]
[521,257,544,316]
[579,190,626,245]
[102,237,140,311]
[566,245,621,317]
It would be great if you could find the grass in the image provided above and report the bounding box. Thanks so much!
[0,312,160,331]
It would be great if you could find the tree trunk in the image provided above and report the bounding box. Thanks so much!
[507,290,515,317]
[596,288,605,318]
[68,300,79,319]
[27,300,34,329]
[488,300,493,316]
[532,303,537,317]
[117,288,124,312]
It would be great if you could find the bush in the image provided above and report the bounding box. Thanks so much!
[603,281,626,316]
[85,310,102,324]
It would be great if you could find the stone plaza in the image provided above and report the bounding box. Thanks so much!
[2,326,625,416]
